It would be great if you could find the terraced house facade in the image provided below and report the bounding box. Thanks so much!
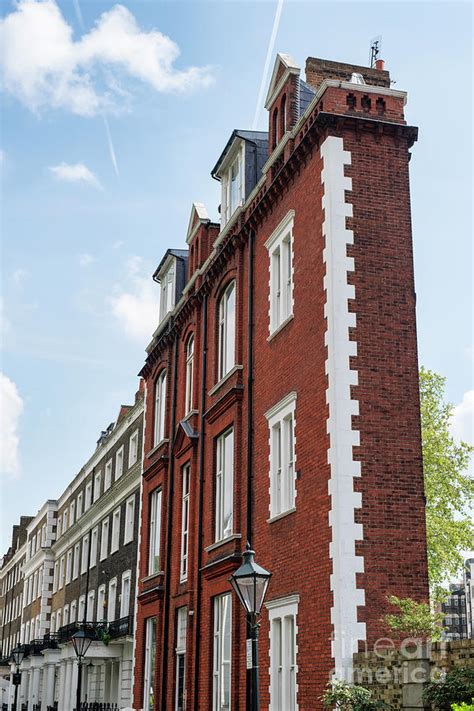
[133,53,429,711]
[0,386,144,710]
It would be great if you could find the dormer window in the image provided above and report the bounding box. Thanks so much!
[222,144,244,225]
[159,259,176,322]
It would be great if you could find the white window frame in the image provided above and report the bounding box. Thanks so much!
[129,429,139,467]
[77,491,83,519]
[222,142,244,225]
[90,527,98,568]
[265,210,295,336]
[265,392,297,520]
[154,370,167,446]
[59,556,65,590]
[65,549,72,584]
[108,578,117,622]
[56,517,62,540]
[93,472,101,502]
[120,570,131,618]
[104,459,112,491]
[180,464,190,582]
[85,482,92,511]
[143,617,157,711]
[53,562,59,593]
[111,507,121,554]
[100,518,109,561]
[215,428,234,542]
[63,604,69,627]
[97,585,106,622]
[124,495,135,545]
[62,510,68,533]
[81,534,89,574]
[73,543,80,580]
[159,259,176,322]
[78,595,85,623]
[87,590,95,622]
[70,599,77,623]
[69,500,75,527]
[266,595,299,711]
[185,335,194,415]
[56,609,61,632]
[115,445,124,480]
[175,606,187,711]
[213,593,232,711]
[217,282,236,381]
[148,489,162,575]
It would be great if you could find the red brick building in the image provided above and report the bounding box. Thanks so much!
[133,53,429,711]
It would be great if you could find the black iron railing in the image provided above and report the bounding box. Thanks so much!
[56,621,98,644]
[108,616,132,639]
[79,704,119,710]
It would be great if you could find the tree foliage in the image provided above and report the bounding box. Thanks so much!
[383,595,443,640]
[423,668,474,710]
[420,367,473,600]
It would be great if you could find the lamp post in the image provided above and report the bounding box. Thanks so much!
[229,544,272,711]
[10,645,25,711]
[72,627,94,711]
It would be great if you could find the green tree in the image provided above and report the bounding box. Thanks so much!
[383,595,444,640]
[420,367,473,601]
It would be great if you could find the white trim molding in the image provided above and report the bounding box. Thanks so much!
[321,135,366,677]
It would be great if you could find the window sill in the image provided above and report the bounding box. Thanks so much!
[147,439,170,458]
[205,533,242,553]
[183,409,199,421]
[209,365,243,397]
[267,314,294,342]
[267,507,296,524]
[141,571,164,584]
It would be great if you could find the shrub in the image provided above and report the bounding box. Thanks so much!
[423,668,474,710]
[451,703,474,711]
[322,680,390,710]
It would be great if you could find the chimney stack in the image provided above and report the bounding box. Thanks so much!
[375,59,385,71]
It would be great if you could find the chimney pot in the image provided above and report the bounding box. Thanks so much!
[375,59,385,71]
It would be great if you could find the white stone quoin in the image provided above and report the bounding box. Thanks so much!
[321,135,366,677]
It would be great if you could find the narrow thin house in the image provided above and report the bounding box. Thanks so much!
[133,53,429,711]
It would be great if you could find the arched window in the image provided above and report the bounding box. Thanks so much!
[217,282,236,381]
[280,94,287,136]
[185,335,194,415]
[272,106,279,150]
[154,370,167,446]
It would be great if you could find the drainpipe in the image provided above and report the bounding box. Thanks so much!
[193,293,208,711]
[246,229,255,547]
[160,333,179,710]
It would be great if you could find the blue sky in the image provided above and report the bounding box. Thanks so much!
[0,0,472,552]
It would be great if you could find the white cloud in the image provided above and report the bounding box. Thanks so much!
[0,373,23,478]
[109,256,159,343]
[49,162,102,188]
[451,390,474,445]
[78,253,95,267]
[0,1,214,116]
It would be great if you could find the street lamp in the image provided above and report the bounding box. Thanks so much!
[72,627,95,711]
[10,646,25,711]
[229,544,272,711]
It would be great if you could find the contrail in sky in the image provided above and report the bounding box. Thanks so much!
[252,0,285,130]
[72,0,84,29]
[73,0,120,178]
[102,113,120,177]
